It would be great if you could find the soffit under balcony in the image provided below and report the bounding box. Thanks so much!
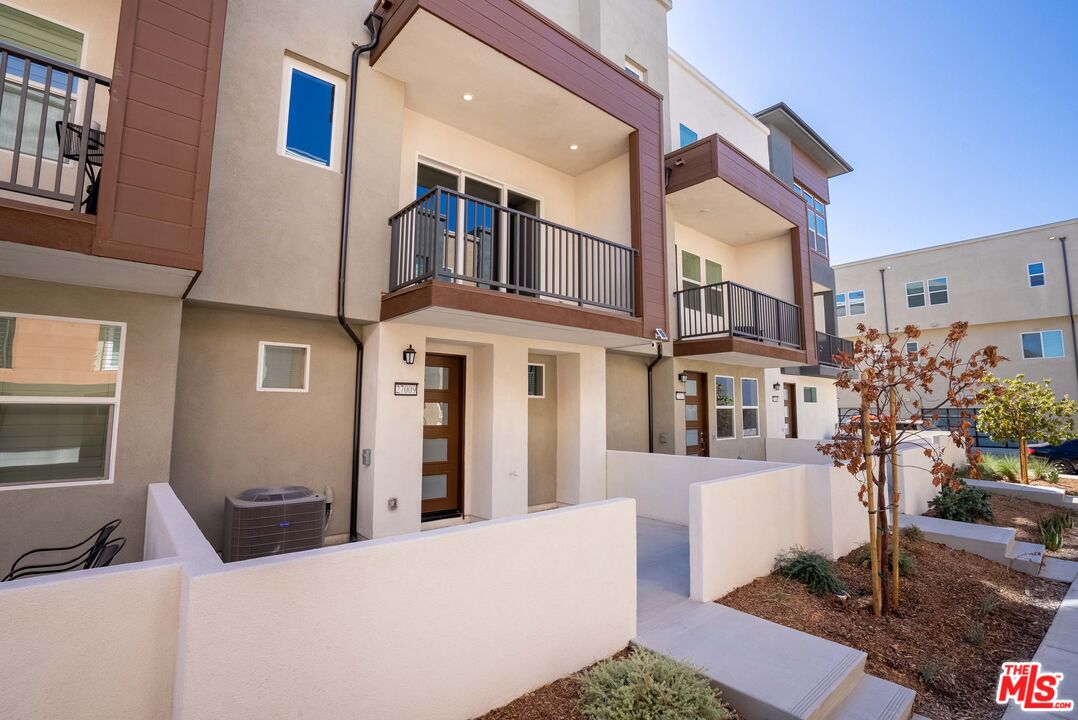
[373,9,632,176]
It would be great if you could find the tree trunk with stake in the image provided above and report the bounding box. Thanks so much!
[877,439,890,614]
[862,397,882,616]
[889,389,901,609]
[1019,436,1029,484]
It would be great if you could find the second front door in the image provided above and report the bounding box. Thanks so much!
[685,371,709,456]
[422,354,465,520]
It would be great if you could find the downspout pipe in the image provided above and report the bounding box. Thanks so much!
[1055,236,1078,389]
[647,343,663,452]
[339,11,383,542]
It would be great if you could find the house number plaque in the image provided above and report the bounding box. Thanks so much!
[394,382,419,396]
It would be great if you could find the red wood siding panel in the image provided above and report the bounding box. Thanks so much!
[93,0,227,270]
[372,0,666,339]
[666,134,816,361]
[791,143,829,204]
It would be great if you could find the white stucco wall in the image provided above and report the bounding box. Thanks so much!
[763,370,840,442]
[0,560,182,719]
[173,499,637,720]
[607,450,789,525]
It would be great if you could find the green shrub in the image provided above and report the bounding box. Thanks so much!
[928,482,994,523]
[774,547,847,596]
[979,594,1000,615]
[965,621,987,647]
[578,650,733,720]
[855,544,916,576]
[1029,456,1061,484]
[1037,512,1072,552]
[902,524,925,543]
[918,656,946,686]
[989,454,1023,482]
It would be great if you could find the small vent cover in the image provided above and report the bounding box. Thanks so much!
[224,486,326,562]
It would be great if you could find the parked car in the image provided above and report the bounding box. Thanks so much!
[1029,440,1078,475]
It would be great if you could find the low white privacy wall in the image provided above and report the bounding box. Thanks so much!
[607,450,788,525]
[173,497,636,720]
[2,485,637,720]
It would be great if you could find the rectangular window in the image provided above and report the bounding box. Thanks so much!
[0,313,124,489]
[623,57,647,82]
[906,341,919,354]
[715,375,735,439]
[1028,262,1045,287]
[527,363,545,398]
[836,289,866,317]
[928,277,948,305]
[740,377,759,438]
[803,386,818,403]
[257,341,310,392]
[835,292,846,318]
[681,250,701,312]
[907,278,947,307]
[1021,330,1065,359]
[679,123,698,148]
[278,56,344,169]
[906,280,925,308]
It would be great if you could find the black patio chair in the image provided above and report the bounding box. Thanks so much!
[55,120,106,214]
[2,519,121,582]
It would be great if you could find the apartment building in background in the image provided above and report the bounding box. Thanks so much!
[834,218,1078,412]
[0,0,855,568]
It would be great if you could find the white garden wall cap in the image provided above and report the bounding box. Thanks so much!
[0,555,182,592]
[900,514,1016,545]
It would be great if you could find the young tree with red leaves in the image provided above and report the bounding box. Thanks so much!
[817,322,1002,615]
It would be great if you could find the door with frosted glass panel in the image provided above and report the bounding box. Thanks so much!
[684,371,709,456]
[422,354,464,519]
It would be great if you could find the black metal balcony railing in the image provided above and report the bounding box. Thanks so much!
[388,186,638,314]
[816,331,853,367]
[674,281,801,347]
[0,41,111,212]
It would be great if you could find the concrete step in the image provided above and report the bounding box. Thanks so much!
[824,673,915,720]
[1008,541,1045,575]
[636,601,866,720]
[1040,557,1078,583]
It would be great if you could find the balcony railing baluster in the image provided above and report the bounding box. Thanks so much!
[388,186,637,315]
[673,280,801,348]
[816,331,853,367]
[0,41,111,212]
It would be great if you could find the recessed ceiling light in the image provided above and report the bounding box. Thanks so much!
[462,93,474,101]
[569,144,579,151]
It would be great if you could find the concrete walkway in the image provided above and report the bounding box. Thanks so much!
[1002,576,1078,719]
[635,518,915,720]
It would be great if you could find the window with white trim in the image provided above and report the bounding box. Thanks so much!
[715,375,734,439]
[906,277,948,308]
[258,342,310,392]
[623,57,647,82]
[527,363,545,398]
[803,386,818,403]
[1021,330,1064,359]
[836,290,865,317]
[905,341,919,355]
[0,313,124,489]
[792,183,828,256]
[277,56,345,170]
[1028,262,1045,287]
[740,377,759,438]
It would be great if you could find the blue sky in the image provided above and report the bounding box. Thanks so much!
[667,0,1078,264]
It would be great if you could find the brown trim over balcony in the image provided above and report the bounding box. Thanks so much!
[666,133,817,364]
[673,335,807,365]
[371,0,667,337]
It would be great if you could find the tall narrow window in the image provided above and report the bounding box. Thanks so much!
[679,123,698,148]
[1028,262,1046,287]
[278,57,345,169]
[527,363,545,398]
[740,377,759,438]
[0,316,13,369]
[715,376,734,439]
[681,250,701,311]
[0,314,124,488]
[793,183,828,256]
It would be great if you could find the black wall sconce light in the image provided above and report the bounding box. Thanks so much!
[403,344,417,365]
[772,382,781,391]
[677,372,689,383]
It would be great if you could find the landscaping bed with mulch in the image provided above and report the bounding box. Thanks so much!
[719,535,1066,720]
[475,647,741,720]
[983,494,1078,560]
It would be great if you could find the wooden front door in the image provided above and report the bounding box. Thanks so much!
[783,382,798,439]
[422,354,465,519]
[684,371,709,456]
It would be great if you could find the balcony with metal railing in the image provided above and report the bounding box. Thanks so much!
[0,41,110,214]
[386,186,639,325]
[816,331,853,367]
[674,280,802,347]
